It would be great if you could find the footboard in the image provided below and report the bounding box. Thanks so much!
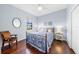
[26,32,47,53]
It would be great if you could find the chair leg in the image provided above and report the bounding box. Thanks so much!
[16,39,17,45]
[9,41,11,48]
[15,39,17,48]
[1,42,4,51]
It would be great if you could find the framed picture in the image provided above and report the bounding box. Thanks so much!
[27,22,32,30]
[48,21,52,26]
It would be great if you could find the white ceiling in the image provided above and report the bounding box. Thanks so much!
[11,4,68,16]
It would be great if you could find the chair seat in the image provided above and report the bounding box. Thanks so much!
[10,37,17,40]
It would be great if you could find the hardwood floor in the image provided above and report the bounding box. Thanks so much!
[1,40,44,54]
[49,39,75,54]
[1,39,75,54]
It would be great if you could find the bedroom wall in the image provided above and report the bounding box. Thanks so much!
[0,4,37,48]
[37,9,67,40]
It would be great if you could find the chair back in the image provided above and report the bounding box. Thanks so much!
[1,31,11,40]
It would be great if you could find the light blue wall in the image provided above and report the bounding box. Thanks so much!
[0,5,37,40]
[37,9,67,27]
[37,9,67,39]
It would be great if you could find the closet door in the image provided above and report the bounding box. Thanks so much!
[72,5,79,53]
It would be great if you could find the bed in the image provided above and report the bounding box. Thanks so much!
[26,31,53,53]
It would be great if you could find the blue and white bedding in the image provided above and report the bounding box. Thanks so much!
[26,31,53,53]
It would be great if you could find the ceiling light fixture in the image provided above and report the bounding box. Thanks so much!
[37,4,43,11]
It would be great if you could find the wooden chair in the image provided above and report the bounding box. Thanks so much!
[1,31,17,50]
